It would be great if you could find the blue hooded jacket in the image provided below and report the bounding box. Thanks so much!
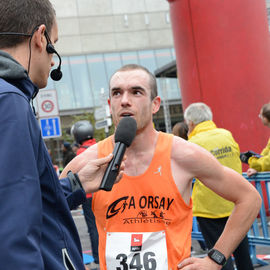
[0,51,86,270]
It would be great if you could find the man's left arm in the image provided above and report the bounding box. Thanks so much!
[201,166,261,255]
[177,143,261,269]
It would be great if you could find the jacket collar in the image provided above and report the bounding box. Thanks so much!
[188,120,217,139]
[0,50,39,101]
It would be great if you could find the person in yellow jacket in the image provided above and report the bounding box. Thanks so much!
[246,103,270,177]
[184,102,254,270]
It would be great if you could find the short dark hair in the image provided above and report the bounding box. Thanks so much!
[262,103,270,122]
[172,122,188,140]
[0,0,55,49]
[110,64,158,100]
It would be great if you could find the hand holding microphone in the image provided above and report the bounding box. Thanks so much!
[75,153,125,194]
[99,117,137,191]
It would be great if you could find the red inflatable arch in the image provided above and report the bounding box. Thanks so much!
[168,0,270,155]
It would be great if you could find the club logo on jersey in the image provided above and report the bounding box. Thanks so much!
[106,196,129,219]
[130,234,143,251]
[106,195,174,225]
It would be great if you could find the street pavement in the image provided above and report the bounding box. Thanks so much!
[191,239,270,269]
[72,208,270,270]
[72,208,98,269]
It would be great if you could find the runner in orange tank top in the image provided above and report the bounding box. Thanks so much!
[61,64,261,270]
[94,132,192,269]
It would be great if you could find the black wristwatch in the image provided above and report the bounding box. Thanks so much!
[208,249,226,266]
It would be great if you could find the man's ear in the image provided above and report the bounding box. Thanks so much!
[152,96,161,115]
[187,120,196,134]
[32,24,46,52]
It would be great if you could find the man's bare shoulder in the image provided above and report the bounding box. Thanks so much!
[171,135,225,179]
[171,136,201,164]
[171,135,219,174]
[170,136,205,202]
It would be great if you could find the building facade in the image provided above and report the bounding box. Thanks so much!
[43,0,270,165]
[42,0,183,165]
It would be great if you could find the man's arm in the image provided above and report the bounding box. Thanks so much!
[0,93,44,268]
[172,138,261,269]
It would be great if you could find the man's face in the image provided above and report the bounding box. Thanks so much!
[33,20,58,89]
[108,69,160,130]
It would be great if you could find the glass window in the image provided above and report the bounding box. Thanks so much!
[104,53,122,79]
[87,54,109,107]
[54,56,76,110]
[154,48,173,68]
[171,48,176,59]
[121,51,139,65]
[267,8,270,27]
[169,78,181,100]
[69,55,93,108]
[44,48,181,111]
[138,50,157,74]
[154,49,180,100]
[158,78,181,100]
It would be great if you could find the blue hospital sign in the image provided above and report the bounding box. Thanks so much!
[40,117,62,138]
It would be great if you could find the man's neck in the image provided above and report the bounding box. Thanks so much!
[2,44,29,72]
[126,127,159,154]
[124,128,159,176]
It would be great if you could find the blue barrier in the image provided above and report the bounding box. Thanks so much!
[192,172,270,266]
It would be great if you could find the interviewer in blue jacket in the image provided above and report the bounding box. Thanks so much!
[0,1,124,269]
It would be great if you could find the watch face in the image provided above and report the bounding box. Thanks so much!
[212,251,224,263]
[208,249,226,265]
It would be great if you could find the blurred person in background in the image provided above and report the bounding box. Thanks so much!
[172,121,189,140]
[240,103,270,177]
[72,120,100,269]
[62,141,76,167]
[72,142,80,155]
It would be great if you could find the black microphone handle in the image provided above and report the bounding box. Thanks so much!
[99,142,126,191]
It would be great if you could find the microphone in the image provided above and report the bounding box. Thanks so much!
[50,62,62,81]
[46,43,62,81]
[99,117,137,191]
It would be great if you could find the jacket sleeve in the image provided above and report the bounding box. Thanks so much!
[59,177,86,209]
[248,139,270,172]
[0,93,44,269]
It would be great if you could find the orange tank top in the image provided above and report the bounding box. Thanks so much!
[93,132,192,270]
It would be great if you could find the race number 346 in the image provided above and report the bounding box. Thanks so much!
[106,231,168,270]
[116,252,156,270]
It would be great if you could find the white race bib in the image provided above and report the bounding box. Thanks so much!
[105,231,168,270]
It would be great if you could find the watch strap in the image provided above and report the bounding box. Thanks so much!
[67,171,84,192]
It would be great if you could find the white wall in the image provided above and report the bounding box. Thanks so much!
[50,0,173,55]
